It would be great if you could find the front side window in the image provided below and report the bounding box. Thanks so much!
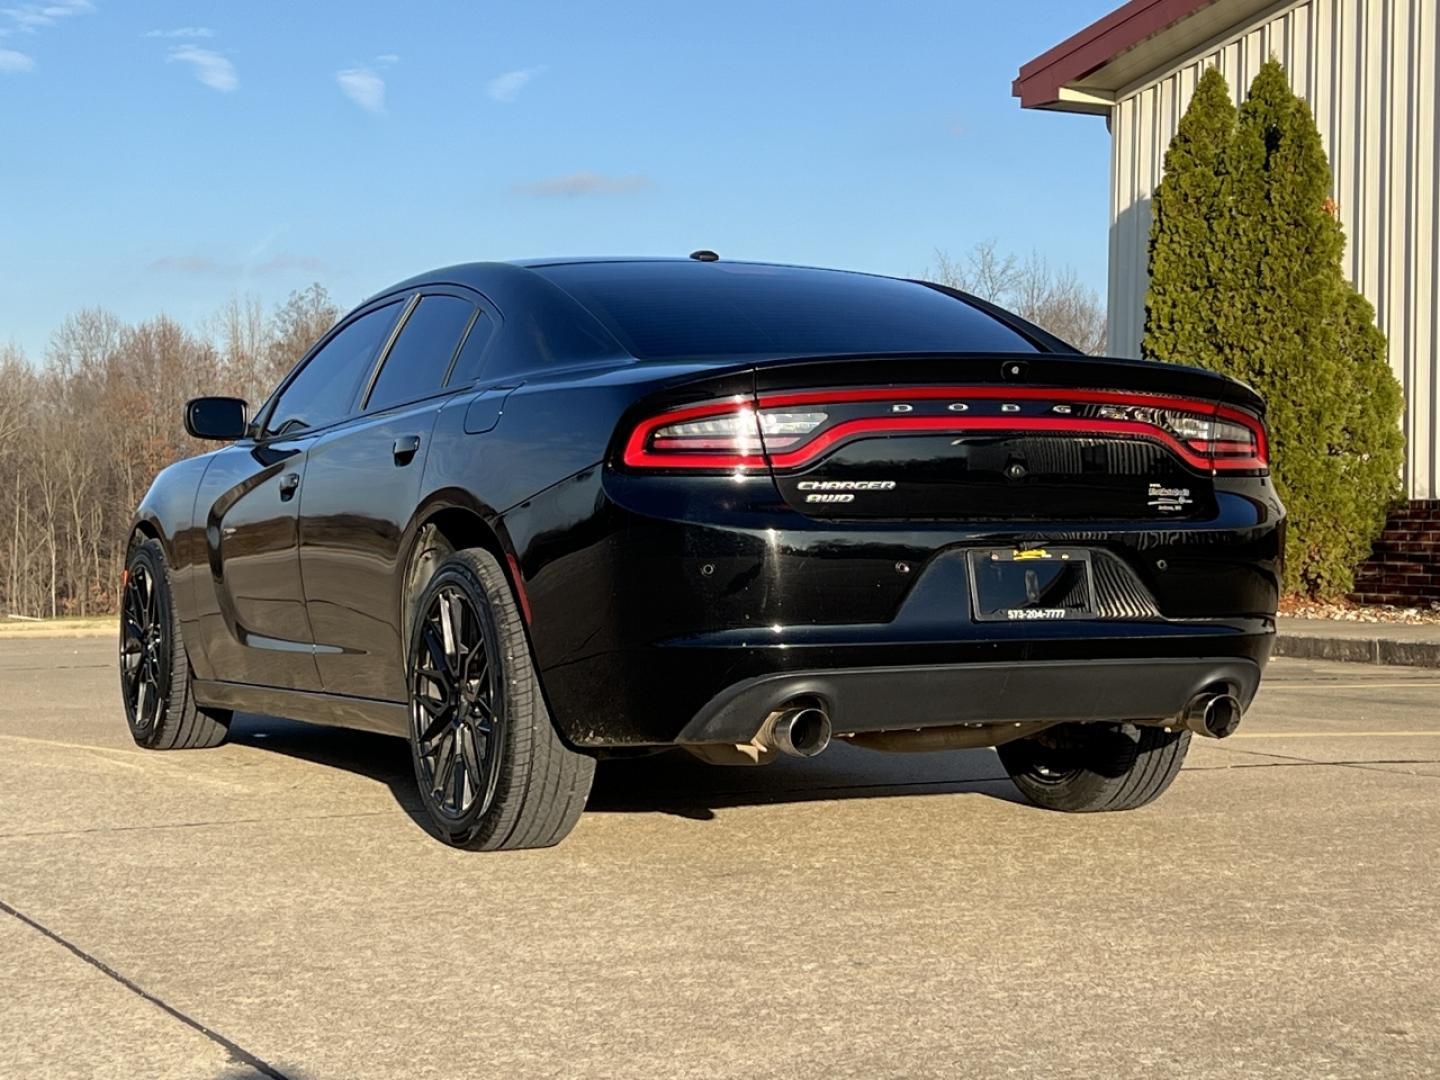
[266,302,403,435]
[365,295,476,413]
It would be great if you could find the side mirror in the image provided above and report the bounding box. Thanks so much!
[185,396,249,441]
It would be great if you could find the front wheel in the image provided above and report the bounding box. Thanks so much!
[997,722,1191,812]
[406,548,595,850]
[120,538,231,750]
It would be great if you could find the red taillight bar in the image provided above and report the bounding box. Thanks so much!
[623,386,1267,474]
[622,397,769,470]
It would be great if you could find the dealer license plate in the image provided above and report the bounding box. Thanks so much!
[968,548,1096,622]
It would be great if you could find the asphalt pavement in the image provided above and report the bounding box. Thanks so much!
[2,636,1437,1079]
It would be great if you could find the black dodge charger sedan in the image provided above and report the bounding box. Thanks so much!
[122,256,1282,849]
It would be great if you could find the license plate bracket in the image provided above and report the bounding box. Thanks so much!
[968,548,1096,622]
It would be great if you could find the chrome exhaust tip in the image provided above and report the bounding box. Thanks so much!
[1181,692,1243,739]
[764,705,832,758]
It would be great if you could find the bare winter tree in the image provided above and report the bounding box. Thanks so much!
[0,282,342,619]
[212,294,270,404]
[0,346,40,615]
[926,240,1108,354]
[266,284,340,386]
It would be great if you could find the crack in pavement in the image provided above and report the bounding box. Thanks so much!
[1188,758,1440,771]
[1205,742,1440,777]
[0,898,293,1080]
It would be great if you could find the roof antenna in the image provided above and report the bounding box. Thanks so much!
[688,250,719,262]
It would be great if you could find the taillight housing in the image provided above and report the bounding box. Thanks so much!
[1082,402,1267,471]
[622,387,1267,474]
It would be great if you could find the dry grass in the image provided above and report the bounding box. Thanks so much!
[0,615,116,638]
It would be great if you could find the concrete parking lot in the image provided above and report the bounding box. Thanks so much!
[2,636,1437,1080]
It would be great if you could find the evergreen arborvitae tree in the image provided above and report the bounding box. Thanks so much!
[1225,61,1352,593]
[1144,58,1404,596]
[1143,66,1235,367]
[1334,287,1406,585]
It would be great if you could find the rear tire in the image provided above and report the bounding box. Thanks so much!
[997,722,1190,812]
[406,548,595,850]
[119,538,231,750]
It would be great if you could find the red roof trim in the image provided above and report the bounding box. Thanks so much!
[1013,0,1219,109]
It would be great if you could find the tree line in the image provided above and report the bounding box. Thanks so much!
[0,285,338,619]
[927,241,1108,355]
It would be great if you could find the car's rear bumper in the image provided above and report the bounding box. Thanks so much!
[675,655,1264,745]
[539,618,1274,747]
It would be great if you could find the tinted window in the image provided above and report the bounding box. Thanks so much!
[532,261,1039,360]
[445,312,494,386]
[267,302,402,435]
[366,296,475,412]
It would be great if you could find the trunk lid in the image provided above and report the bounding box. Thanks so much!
[747,354,1263,522]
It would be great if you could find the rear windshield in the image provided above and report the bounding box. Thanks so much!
[531,261,1040,360]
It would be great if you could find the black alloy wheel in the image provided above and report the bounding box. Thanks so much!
[404,548,595,850]
[410,584,502,822]
[120,561,168,737]
[119,538,230,750]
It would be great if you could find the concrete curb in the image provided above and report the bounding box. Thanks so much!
[1274,633,1440,669]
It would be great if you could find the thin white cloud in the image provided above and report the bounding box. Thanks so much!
[2,0,91,32]
[245,224,288,262]
[1,0,89,40]
[168,45,237,92]
[336,66,385,113]
[144,26,213,39]
[0,46,32,71]
[487,65,545,103]
[513,171,653,198]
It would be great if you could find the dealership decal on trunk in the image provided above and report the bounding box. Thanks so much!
[1147,483,1193,512]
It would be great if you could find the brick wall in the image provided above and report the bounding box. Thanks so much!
[1351,500,1440,606]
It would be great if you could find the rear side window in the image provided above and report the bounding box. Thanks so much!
[445,313,495,386]
[366,295,476,412]
[266,302,403,435]
[532,261,1040,360]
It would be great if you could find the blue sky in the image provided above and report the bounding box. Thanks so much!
[0,0,1119,360]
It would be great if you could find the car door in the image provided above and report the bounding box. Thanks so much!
[190,299,406,690]
[300,289,490,700]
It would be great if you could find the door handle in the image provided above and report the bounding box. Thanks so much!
[279,472,300,500]
[393,435,421,465]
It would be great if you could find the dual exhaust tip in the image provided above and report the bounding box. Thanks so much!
[1181,691,1243,739]
[761,704,832,758]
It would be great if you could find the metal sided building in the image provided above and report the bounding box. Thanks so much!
[1013,0,1439,516]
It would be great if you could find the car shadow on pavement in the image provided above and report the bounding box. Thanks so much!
[227,714,435,832]
[587,743,1025,819]
[226,714,1025,831]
